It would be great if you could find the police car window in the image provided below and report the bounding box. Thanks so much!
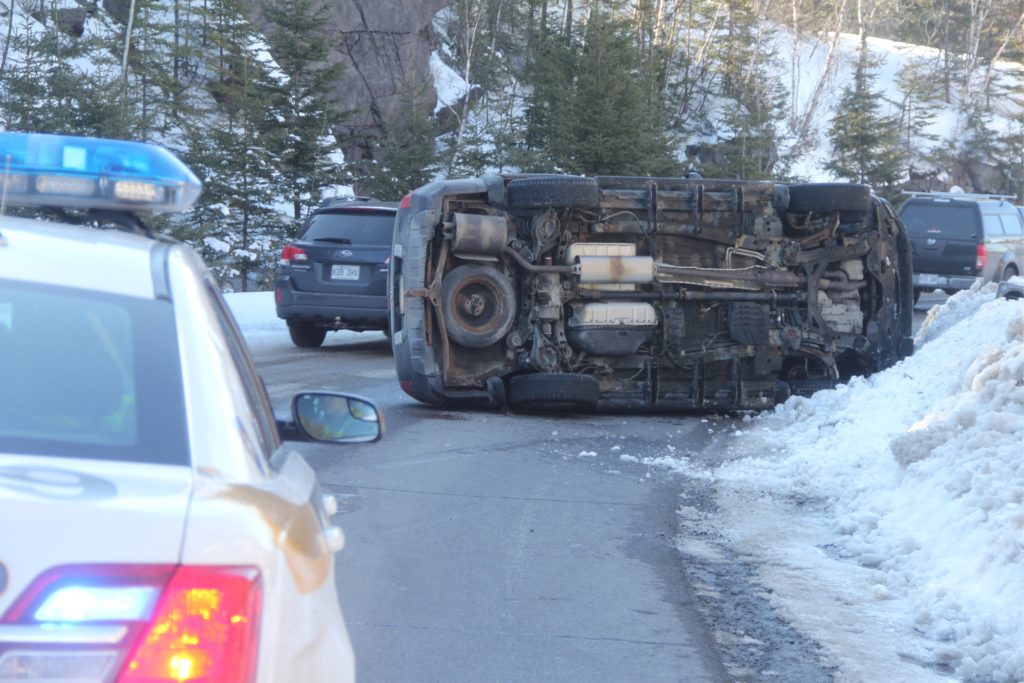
[0,280,189,465]
[201,278,279,459]
[301,211,394,245]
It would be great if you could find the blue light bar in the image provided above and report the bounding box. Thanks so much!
[0,132,201,214]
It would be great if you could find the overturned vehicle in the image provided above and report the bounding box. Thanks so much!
[389,175,914,411]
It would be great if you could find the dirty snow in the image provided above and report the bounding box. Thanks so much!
[703,282,1024,682]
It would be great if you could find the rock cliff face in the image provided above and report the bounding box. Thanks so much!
[254,0,449,168]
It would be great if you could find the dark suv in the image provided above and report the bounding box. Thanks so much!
[389,174,913,412]
[275,197,397,347]
[899,192,1023,303]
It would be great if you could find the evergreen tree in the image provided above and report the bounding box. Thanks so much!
[523,2,679,176]
[0,7,125,136]
[180,0,283,290]
[825,46,906,197]
[893,59,941,164]
[260,0,346,222]
[698,0,789,180]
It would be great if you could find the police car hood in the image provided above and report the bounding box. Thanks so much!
[0,454,191,615]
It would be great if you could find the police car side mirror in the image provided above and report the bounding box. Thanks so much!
[281,391,383,444]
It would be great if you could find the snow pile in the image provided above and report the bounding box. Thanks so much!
[225,291,285,345]
[225,291,385,348]
[718,285,1024,681]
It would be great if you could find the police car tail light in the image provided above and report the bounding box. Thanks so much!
[0,565,175,683]
[117,566,261,683]
[280,243,308,265]
[976,243,987,270]
[0,565,259,683]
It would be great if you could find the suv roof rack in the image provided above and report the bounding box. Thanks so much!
[319,195,382,207]
[902,190,1018,202]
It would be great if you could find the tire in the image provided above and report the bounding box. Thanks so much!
[913,288,922,304]
[441,264,517,348]
[786,377,840,398]
[1001,265,1018,282]
[507,373,600,411]
[507,176,600,210]
[288,321,327,348]
[788,183,871,216]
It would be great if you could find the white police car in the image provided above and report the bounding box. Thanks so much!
[0,133,378,683]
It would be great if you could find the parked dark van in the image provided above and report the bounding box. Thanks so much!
[899,192,1023,303]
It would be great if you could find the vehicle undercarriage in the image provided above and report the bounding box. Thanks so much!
[390,175,914,411]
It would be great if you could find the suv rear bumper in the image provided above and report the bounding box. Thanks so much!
[913,273,978,291]
[275,283,387,327]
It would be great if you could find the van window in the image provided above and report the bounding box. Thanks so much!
[982,213,1004,236]
[900,204,979,239]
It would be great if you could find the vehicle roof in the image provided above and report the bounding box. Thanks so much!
[316,196,398,211]
[899,195,1017,211]
[0,215,159,299]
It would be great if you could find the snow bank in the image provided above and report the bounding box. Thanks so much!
[718,284,1024,681]
[224,291,286,345]
[225,291,386,348]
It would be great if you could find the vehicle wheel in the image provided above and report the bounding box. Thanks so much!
[507,373,600,411]
[1001,265,1018,281]
[441,264,517,348]
[786,377,841,397]
[288,321,327,348]
[913,288,922,304]
[788,183,871,217]
[507,176,600,210]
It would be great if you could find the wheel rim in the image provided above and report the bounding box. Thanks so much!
[447,277,508,337]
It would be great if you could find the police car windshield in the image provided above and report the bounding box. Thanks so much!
[0,280,189,465]
[302,210,394,246]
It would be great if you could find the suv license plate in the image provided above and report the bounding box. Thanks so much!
[331,264,360,280]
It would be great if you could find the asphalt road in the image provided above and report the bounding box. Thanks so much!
[254,336,728,682]
[250,295,940,682]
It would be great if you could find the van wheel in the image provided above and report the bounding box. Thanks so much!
[507,373,600,411]
[288,321,327,348]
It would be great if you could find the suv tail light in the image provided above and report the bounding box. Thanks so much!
[0,565,261,683]
[976,244,987,271]
[280,244,308,265]
[399,192,412,209]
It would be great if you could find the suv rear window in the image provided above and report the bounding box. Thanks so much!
[0,280,189,465]
[900,203,979,239]
[301,210,395,246]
